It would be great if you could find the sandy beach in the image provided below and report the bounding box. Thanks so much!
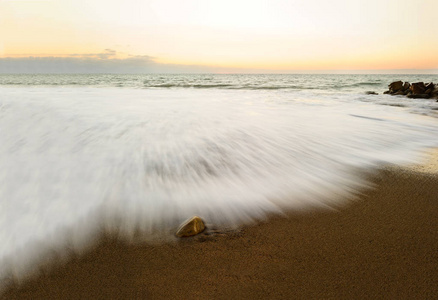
[2,0,438,296]
[2,163,438,299]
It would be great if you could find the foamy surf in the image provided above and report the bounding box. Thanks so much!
[0,82,437,287]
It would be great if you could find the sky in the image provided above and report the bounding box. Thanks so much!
[0,0,437,73]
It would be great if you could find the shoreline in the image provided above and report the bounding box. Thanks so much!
[403,148,438,174]
[2,164,438,299]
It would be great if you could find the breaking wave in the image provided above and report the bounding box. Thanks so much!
[0,75,437,287]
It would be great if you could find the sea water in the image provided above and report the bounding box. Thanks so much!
[0,74,437,284]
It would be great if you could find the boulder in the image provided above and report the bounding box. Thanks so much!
[389,81,403,93]
[410,82,426,94]
[365,91,378,95]
[383,80,438,102]
[175,216,206,237]
[407,94,430,99]
[425,82,435,90]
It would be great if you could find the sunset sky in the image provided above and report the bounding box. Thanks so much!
[0,0,437,73]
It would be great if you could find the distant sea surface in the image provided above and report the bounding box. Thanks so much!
[1,74,437,284]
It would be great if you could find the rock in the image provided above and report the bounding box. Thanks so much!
[410,82,426,94]
[389,81,403,92]
[407,94,430,99]
[175,216,206,237]
[384,80,438,101]
[432,86,438,97]
[365,91,378,95]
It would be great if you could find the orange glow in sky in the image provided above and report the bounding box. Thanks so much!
[0,0,437,72]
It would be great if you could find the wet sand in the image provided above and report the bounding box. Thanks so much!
[2,168,438,299]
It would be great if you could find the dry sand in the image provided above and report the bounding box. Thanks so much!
[2,164,438,299]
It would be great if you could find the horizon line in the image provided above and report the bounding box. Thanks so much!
[1,71,437,75]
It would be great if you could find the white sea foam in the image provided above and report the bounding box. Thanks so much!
[0,85,437,286]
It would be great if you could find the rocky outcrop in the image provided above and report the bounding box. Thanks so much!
[433,85,438,97]
[384,81,438,101]
[407,94,430,99]
[410,82,426,94]
[175,216,206,237]
[388,81,404,93]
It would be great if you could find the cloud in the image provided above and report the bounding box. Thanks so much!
[3,50,434,74]
[67,49,119,60]
[0,50,217,74]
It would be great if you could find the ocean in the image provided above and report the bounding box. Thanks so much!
[1,74,437,284]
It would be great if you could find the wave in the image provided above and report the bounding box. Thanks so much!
[145,84,317,90]
[1,87,438,287]
[143,82,380,90]
[354,81,382,86]
[236,85,317,90]
[148,83,234,88]
[332,81,383,89]
[0,82,381,90]
[380,103,407,108]
[143,82,382,91]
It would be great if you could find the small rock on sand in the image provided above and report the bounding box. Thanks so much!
[176,216,206,237]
